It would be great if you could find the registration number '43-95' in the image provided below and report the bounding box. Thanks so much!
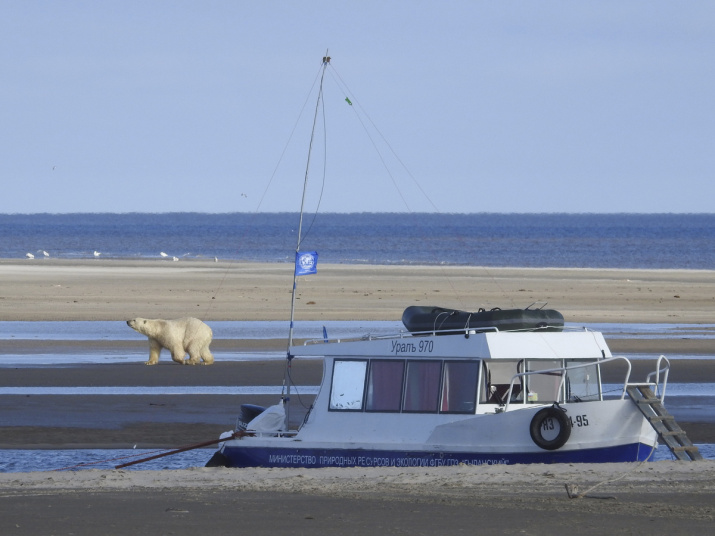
[569,414,589,427]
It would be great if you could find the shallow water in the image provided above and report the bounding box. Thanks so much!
[1,321,713,367]
[0,320,404,341]
[0,386,320,395]
[1,444,712,473]
[2,321,713,341]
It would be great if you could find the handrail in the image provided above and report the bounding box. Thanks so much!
[300,324,598,346]
[502,356,633,412]
[645,355,671,402]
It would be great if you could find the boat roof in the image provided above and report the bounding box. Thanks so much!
[290,329,612,361]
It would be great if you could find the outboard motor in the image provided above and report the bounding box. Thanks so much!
[237,404,266,430]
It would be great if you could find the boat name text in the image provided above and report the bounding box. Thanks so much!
[390,339,434,354]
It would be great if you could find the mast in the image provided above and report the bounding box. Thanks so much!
[283,53,330,421]
[287,54,330,350]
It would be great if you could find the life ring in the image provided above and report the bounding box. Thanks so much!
[529,406,571,450]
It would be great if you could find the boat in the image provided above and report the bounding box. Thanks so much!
[206,56,698,468]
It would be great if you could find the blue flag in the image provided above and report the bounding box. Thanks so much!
[295,251,318,276]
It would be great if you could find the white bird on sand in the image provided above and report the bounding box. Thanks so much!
[160,252,168,257]
[214,256,218,262]
[93,251,101,257]
[25,253,34,259]
[172,256,179,262]
[42,250,50,258]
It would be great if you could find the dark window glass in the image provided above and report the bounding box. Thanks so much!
[366,360,405,411]
[403,361,441,412]
[441,361,479,413]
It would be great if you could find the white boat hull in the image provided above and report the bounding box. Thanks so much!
[217,399,658,467]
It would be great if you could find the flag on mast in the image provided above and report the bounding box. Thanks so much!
[295,251,318,276]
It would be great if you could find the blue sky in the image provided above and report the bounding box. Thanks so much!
[2,1,713,214]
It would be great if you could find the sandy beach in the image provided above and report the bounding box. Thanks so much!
[1,259,714,534]
[2,258,715,323]
[1,461,714,535]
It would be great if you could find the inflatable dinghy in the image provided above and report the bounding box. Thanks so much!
[402,305,564,333]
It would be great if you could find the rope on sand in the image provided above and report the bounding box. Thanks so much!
[565,442,658,499]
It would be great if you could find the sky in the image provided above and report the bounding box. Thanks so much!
[1,1,714,214]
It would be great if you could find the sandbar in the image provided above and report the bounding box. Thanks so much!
[1,258,714,323]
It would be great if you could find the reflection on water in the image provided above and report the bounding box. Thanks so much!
[0,320,405,341]
[0,386,319,395]
[0,351,285,366]
[1,320,713,367]
[1,444,712,473]
[1,321,714,341]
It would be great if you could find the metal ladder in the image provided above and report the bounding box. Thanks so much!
[626,384,702,461]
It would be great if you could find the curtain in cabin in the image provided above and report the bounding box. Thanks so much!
[366,360,405,411]
[403,361,441,412]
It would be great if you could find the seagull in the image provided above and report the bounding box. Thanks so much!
[93,251,101,257]
[160,252,168,257]
[42,250,50,257]
[214,256,218,262]
[172,256,179,261]
[25,253,34,259]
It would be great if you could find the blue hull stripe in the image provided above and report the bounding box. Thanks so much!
[221,443,655,468]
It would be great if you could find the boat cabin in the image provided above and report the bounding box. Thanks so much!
[291,329,611,424]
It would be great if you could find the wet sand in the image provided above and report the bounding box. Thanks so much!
[1,260,714,533]
[1,462,714,535]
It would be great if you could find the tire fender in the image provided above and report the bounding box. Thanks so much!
[529,405,572,450]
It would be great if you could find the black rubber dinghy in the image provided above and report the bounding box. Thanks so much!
[402,306,564,333]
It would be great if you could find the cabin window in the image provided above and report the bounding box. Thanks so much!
[565,361,601,402]
[485,360,524,404]
[441,361,479,413]
[366,360,405,412]
[403,361,442,412]
[525,360,563,403]
[329,360,367,410]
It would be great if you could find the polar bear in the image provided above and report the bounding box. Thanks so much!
[126,317,214,366]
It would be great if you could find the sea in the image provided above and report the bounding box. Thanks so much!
[1,212,714,268]
[1,212,713,472]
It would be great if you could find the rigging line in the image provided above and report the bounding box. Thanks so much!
[297,83,328,249]
[205,63,325,311]
[255,63,325,212]
[326,68,411,211]
[329,66,440,212]
[329,65,510,311]
[326,66,481,306]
